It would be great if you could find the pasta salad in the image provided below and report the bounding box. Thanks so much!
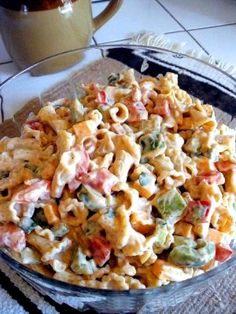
[0,69,235,290]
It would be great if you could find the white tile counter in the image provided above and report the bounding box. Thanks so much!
[1,0,236,81]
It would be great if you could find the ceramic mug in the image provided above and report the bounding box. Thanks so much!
[0,0,123,74]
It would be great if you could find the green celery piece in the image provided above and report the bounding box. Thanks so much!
[156,188,186,223]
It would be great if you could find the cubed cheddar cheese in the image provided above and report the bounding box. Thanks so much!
[73,120,97,145]
[174,221,194,238]
[152,259,192,281]
[193,222,209,238]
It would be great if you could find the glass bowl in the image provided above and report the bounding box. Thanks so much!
[0,45,236,314]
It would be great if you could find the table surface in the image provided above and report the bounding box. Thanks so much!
[0,1,236,314]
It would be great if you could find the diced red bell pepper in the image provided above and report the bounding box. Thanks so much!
[185,200,211,224]
[127,101,148,122]
[196,171,222,184]
[215,244,233,262]
[12,180,51,203]
[96,90,107,104]
[68,148,89,193]
[215,161,236,172]
[68,178,81,193]
[74,149,90,180]
[82,168,118,195]
[89,236,111,267]
[153,100,170,117]
[27,120,44,131]
[0,224,26,252]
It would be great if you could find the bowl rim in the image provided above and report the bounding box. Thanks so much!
[0,248,235,296]
[0,44,236,296]
[0,43,236,90]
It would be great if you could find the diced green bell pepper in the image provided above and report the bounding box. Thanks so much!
[71,247,96,275]
[78,185,107,211]
[140,132,166,153]
[155,188,186,223]
[152,218,170,253]
[169,239,215,267]
[173,235,196,248]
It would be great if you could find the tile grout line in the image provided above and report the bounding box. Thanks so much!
[92,0,109,3]
[154,0,210,55]
[164,30,188,35]
[186,22,236,32]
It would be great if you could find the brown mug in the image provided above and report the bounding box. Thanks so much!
[0,0,123,74]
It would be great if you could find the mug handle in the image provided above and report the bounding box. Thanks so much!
[93,0,123,32]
